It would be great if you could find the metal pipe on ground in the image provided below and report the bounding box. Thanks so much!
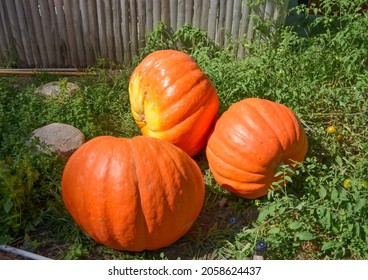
[0,245,52,260]
[0,68,95,76]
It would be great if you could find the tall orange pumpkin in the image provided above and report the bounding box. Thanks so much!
[206,98,308,199]
[129,50,219,156]
[62,135,205,251]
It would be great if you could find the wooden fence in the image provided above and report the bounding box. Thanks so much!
[0,0,290,68]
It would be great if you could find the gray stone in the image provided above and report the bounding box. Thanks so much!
[35,81,79,97]
[32,123,85,159]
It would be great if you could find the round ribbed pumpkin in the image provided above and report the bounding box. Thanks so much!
[129,50,219,156]
[206,98,308,199]
[62,135,205,251]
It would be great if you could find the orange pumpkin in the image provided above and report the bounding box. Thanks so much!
[62,135,205,251]
[129,50,219,156]
[206,98,308,199]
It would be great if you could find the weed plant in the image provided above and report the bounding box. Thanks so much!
[0,0,367,259]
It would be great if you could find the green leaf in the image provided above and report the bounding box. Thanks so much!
[257,209,269,222]
[274,170,284,177]
[331,187,338,201]
[295,231,315,241]
[354,198,366,213]
[268,227,280,235]
[278,206,286,215]
[335,156,343,166]
[289,221,303,230]
[269,204,277,217]
[321,241,335,251]
[3,198,13,213]
[319,186,327,199]
[284,175,293,183]
[295,203,304,210]
[323,210,331,230]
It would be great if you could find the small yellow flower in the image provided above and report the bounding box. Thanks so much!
[343,178,351,190]
[326,125,336,134]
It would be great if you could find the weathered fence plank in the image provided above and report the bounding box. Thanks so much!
[14,0,34,66]
[21,0,42,66]
[207,0,218,41]
[129,0,138,59]
[216,0,226,46]
[231,0,242,43]
[121,0,131,64]
[96,0,108,59]
[0,0,290,68]
[177,0,185,29]
[265,0,275,19]
[237,3,251,59]
[137,0,146,50]
[80,0,94,66]
[192,0,201,28]
[40,0,57,66]
[224,0,234,46]
[152,0,161,28]
[4,0,27,66]
[55,0,68,66]
[87,0,99,61]
[145,0,153,33]
[64,0,79,66]
[184,0,193,25]
[170,0,177,30]
[112,0,123,64]
[29,0,49,66]
[49,0,64,66]
[103,0,114,61]
[0,0,11,55]
[0,10,7,60]
[200,0,210,30]
[161,0,170,27]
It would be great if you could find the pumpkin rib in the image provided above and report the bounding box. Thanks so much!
[143,99,218,156]
[132,52,199,110]
[207,129,269,174]
[252,100,293,153]
[145,88,214,135]
[207,140,269,179]
[209,108,271,170]
[152,60,202,99]
[88,137,123,246]
[79,137,113,241]
[118,139,146,250]
[162,139,205,215]
[208,147,265,184]
[143,74,213,133]
[130,136,204,250]
[142,139,184,248]
[267,103,307,164]
[239,108,283,166]
[244,102,290,172]
[65,136,112,243]
[99,138,128,249]
[246,99,304,165]
[241,101,286,162]
[152,75,216,132]
[283,109,307,151]
[160,136,204,191]
[218,104,282,169]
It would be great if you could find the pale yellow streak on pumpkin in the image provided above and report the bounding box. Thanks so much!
[129,71,162,130]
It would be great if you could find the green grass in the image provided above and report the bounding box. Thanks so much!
[1,1,367,260]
